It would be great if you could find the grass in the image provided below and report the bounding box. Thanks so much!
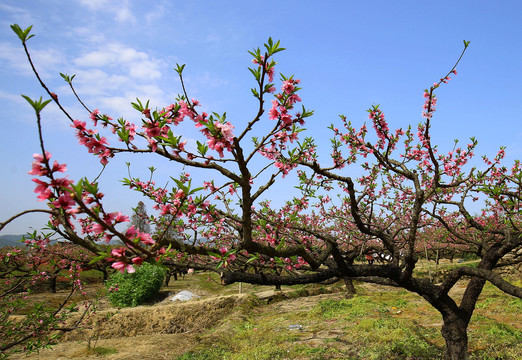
[10,267,522,360]
[170,273,521,360]
[88,346,118,356]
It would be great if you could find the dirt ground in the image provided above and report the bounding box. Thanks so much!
[8,277,521,360]
[10,284,350,360]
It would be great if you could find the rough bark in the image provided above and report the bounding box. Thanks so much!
[441,313,469,360]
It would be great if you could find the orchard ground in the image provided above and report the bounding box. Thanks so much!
[9,260,522,360]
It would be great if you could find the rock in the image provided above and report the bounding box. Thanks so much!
[171,290,200,301]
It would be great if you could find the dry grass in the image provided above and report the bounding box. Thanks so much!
[7,271,522,360]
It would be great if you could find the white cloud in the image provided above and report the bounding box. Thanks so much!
[185,72,230,93]
[129,60,162,80]
[0,42,32,75]
[68,26,107,44]
[73,50,112,67]
[0,89,24,103]
[0,42,65,77]
[76,0,136,24]
[115,5,135,23]
[77,0,109,11]
[73,43,164,82]
[68,43,167,114]
[0,3,35,26]
[73,69,130,96]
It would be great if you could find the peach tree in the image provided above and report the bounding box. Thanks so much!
[3,24,522,359]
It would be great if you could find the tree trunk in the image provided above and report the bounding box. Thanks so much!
[49,276,57,293]
[441,314,469,360]
[164,273,171,287]
[343,278,356,298]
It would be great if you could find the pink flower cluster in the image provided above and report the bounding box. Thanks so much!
[29,152,76,210]
[369,107,390,148]
[159,100,236,158]
[205,121,235,158]
[109,247,138,273]
[71,118,113,165]
[422,91,437,120]
[252,55,275,82]
[80,211,129,243]
[268,78,302,128]
[125,225,155,246]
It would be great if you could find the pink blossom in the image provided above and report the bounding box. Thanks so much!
[252,55,264,65]
[266,67,275,82]
[282,80,295,95]
[52,192,75,209]
[125,225,138,238]
[214,122,235,142]
[71,119,87,132]
[112,261,135,273]
[114,212,129,223]
[32,179,51,200]
[29,162,47,176]
[111,247,126,257]
[269,100,280,120]
[51,160,67,173]
[138,232,155,246]
[32,151,52,163]
[132,257,144,266]
[89,109,100,126]
[148,138,158,152]
[91,223,105,235]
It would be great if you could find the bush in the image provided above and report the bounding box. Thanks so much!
[105,262,166,307]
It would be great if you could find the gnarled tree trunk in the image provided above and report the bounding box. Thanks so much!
[441,313,469,360]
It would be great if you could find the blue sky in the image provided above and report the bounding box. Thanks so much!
[1,0,521,235]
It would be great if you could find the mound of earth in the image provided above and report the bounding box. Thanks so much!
[61,294,248,341]
[10,285,345,359]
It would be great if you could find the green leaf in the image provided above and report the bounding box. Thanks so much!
[60,73,76,84]
[174,63,186,75]
[89,253,109,265]
[248,67,261,81]
[70,181,84,198]
[246,253,260,264]
[131,98,145,112]
[275,238,285,251]
[11,24,35,43]
[188,187,204,195]
[207,251,221,258]
[196,140,208,156]
[21,95,52,114]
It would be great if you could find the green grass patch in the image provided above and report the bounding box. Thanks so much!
[89,346,118,356]
[469,315,522,359]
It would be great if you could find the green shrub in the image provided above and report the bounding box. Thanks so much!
[105,262,165,307]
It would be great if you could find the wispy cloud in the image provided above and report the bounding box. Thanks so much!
[0,3,35,27]
[0,42,64,77]
[73,43,164,80]
[76,0,136,24]
[67,41,169,117]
